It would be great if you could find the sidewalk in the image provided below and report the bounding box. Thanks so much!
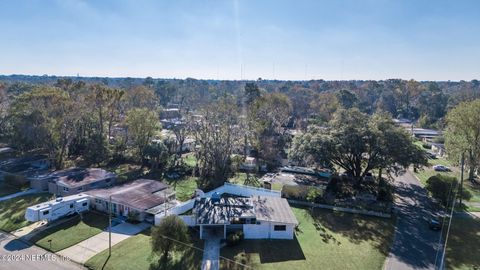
[57,222,150,264]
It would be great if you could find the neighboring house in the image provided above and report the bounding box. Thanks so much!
[411,128,442,141]
[0,155,50,182]
[39,168,117,196]
[193,194,298,240]
[240,156,257,171]
[431,143,446,158]
[86,179,176,223]
[160,108,181,119]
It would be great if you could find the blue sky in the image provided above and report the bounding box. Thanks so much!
[1,0,479,80]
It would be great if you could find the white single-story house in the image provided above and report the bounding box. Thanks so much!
[193,194,298,240]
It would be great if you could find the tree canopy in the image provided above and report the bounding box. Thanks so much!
[445,99,480,180]
[289,108,427,181]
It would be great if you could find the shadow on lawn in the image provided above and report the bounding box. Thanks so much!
[149,230,203,270]
[445,216,480,269]
[221,236,305,269]
[303,207,395,256]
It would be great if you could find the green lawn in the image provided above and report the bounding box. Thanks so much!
[220,207,396,270]
[85,229,203,270]
[104,163,146,183]
[445,215,480,270]
[165,176,199,202]
[0,193,52,232]
[30,211,109,252]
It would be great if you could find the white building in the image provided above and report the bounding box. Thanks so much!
[193,194,298,240]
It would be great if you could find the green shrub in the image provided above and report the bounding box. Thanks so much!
[426,174,471,207]
[226,230,244,246]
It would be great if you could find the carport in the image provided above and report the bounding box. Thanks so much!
[199,224,226,239]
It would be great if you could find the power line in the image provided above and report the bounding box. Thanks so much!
[155,233,253,269]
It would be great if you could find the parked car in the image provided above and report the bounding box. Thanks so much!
[429,216,442,231]
[433,165,450,172]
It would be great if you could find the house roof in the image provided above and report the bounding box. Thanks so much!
[86,179,173,211]
[253,196,298,225]
[53,168,116,188]
[194,196,298,225]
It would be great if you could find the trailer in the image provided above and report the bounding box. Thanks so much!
[25,193,90,222]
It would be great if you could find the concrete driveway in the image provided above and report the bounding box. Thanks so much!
[384,170,443,270]
[0,232,83,270]
[201,227,223,270]
[57,222,150,264]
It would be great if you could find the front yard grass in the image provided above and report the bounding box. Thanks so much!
[30,211,109,252]
[220,207,396,270]
[445,215,480,270]
[0,193,52,232]
[85,229,203,270]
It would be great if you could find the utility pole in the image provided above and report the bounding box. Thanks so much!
[459,153,465,205]
[109,195,112,256]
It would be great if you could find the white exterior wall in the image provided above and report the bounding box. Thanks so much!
[243,223,270,239]
[179,215,196,226]
[154,183,281,225]
[269,223,295,239]
[243,221,295,239]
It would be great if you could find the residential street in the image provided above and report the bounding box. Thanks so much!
[0,231,83,270]
[385,170,443,270]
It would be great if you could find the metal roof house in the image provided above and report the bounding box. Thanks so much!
[33,168,117,196]
[193,195,298,240]
[86,179,176,223]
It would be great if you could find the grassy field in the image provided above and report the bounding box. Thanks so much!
[445,215,480,270]
[30,212,109,252]
[0,193,51,232]
[220,207,396,270]
[165,176,199,201]
[85,229,203,270]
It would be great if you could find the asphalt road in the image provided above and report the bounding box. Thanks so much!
[0,232,83,270]
[385,170,443,270]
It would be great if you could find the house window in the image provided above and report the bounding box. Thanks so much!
[70,204,73,208]
[42,210,50,215]
[250,218,257,224]
[82,202,88,207]
[105,178,111,183]
[77,187,83,191]
[274,225,286,231]
[95,199,102,204]
[63,187,69,192]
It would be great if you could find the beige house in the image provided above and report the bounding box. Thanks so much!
[32,168,117,196]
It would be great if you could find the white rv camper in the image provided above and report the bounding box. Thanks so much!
[25,194,90,222]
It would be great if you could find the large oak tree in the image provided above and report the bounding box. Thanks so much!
[289,108,427,181]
